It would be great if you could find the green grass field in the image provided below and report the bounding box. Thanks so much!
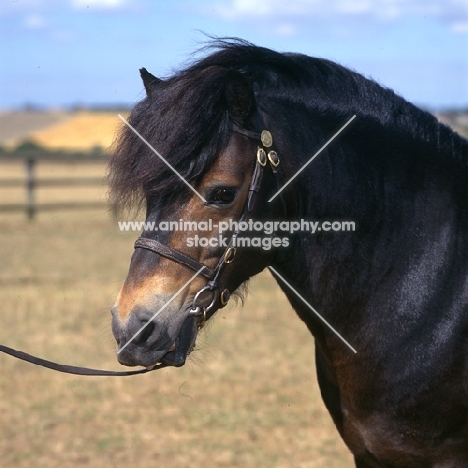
[0,161,352,468]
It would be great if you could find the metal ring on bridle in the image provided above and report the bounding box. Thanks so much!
[220,288,231,307]
[197,308,207,330]
[190,284,217,315]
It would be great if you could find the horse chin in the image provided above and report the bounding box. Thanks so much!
[162,315,199,367]
[149,315,199,369]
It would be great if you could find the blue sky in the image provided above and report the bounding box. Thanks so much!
[1,0,467,110]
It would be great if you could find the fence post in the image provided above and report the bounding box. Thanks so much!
[26,157,36,220]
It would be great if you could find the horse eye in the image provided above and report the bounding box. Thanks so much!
[209,188,236,205]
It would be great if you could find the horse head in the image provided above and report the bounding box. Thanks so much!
[110,66,283,369]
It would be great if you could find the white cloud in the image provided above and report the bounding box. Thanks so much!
[71,0,128,10]
[214,0,320,19]
[452,20,468,34]
[208,0,468,30]
[23,14,47,30]
[336,0,372,15]
[275,23,298,36]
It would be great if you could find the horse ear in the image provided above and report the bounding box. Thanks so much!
[224,71,255,125]
[140,68,162,97]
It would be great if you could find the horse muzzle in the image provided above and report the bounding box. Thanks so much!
[111,305,201,369]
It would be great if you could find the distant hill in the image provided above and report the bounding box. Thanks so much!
[0,110,128,152]
[28,111,128,152]
[0,111,70,148]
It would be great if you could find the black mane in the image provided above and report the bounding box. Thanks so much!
[109,39,467,210]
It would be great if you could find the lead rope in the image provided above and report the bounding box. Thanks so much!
[0,344,161,376]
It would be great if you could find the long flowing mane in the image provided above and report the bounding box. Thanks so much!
[109,39,467,210]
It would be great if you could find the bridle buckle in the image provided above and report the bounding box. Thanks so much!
[223,247,236,264]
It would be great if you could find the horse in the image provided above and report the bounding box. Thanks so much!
[108,39,468,467]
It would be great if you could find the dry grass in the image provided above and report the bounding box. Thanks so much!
[0,212,353,468]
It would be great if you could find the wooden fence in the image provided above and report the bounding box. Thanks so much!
[0,152,115,220]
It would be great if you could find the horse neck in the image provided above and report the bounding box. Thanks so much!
[271,108,468,344]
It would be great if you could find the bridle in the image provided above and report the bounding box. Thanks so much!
[134,114,280,329]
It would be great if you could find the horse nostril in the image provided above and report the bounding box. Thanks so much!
[133,320,155,346]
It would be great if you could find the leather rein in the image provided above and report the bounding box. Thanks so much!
[0,344,163,376]
[0,115,279,377]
